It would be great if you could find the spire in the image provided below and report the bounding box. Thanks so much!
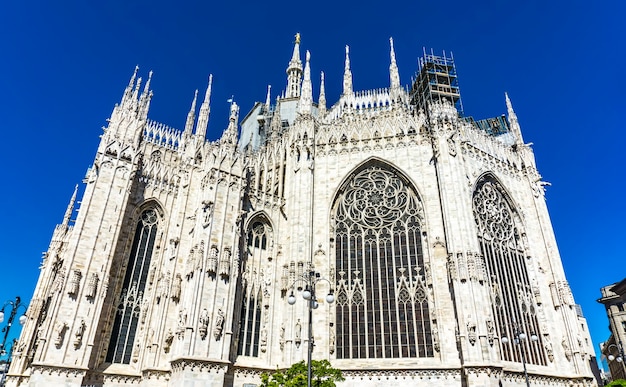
[196,75,213,140]
[143,71,153,95]
[269,97,282,138]
[343,45,353,96]
[62,185,78,228]
[298,50,313,115]
[265,84,272,112]
[505,93,524,144]
[130,77,142,110]
[138,70,153,117]
[185,89,198,134]
[389,37,401,90]
[286,33,303,98]
[318,71,327,115]
[222,100,239,146]
[121,65,139,106]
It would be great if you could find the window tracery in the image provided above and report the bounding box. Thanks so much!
[473,176,546,365]
[106,208,159,364]
[333,164,433,359]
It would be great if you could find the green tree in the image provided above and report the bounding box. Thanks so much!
[607,379,626,387]
[260,360,344,387]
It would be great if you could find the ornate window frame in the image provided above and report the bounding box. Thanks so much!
[472,174,546,366]
[236,213,274,357]
[331,160,434,359]
[106,205,162,364]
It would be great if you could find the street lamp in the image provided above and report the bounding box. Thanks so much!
[0,296,28,387]
[607,343,624,363]
[287,270,334,387]
[606,342,626,379]
[501,323,538,387]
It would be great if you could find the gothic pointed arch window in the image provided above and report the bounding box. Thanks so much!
[106,207,159,364]
[332,162,433,359]
[236,217,273,357]
[473,175,546,365]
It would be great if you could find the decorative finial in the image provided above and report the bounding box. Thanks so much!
[298,50,313,115]
[319,71,327,115]
[204,75,213,103]
[505,92,524,145]
[62,185,79,227]
[223,99,239,144]
[286,33,303,98]
[121,66,140,107]
[265,85,272,111]
[343,45,353,96]
[184,89,199,134]
[389,37,401,97]
[196,75,213,140]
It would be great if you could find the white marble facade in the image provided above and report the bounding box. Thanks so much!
[6,36,597,387]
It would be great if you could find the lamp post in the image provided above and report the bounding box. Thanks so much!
[287,270,334,387]
[0,296,27,387]
[501,322,538,387]
[606,342,626,380]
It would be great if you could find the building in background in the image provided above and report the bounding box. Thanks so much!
[598,279,626,381]
[5,36,597,386]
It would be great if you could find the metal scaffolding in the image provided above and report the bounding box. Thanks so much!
[410,48,463,115]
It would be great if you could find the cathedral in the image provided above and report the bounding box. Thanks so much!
[6,35,598,386]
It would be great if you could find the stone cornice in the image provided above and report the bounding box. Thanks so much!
[28,363,88,380]
[142,367,171,380]
[232,365,277,377]
[170,357,229,374]
[342,368,461,380]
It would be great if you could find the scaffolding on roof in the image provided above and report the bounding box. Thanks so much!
[410,48,464,115]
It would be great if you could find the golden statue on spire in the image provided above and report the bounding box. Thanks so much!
[295,32,301,44]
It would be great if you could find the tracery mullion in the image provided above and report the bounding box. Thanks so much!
[380,227,394,357]
[484,240,505,358]
[408,224,420,356]
[364,237,375,358]
[348,231,356,358]
[125,225,154,363]
[137,225,155,289]
[337,229,348,359]
[252,289,261,356]
[356,231,366,359]
[242,290,252,355]
[399,224,411,358]
[501,243,521,362]
[407,224,417,357]
[492,240,515,361]
[511,249,529,359]
[119,224,147,363]
[391,229,401,358]
[378,231,391,358]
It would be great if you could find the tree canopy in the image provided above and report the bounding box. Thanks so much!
[260,360,344,387]
[607,379,626,387]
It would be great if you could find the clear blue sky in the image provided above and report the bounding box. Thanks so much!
[1,0,624,368]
